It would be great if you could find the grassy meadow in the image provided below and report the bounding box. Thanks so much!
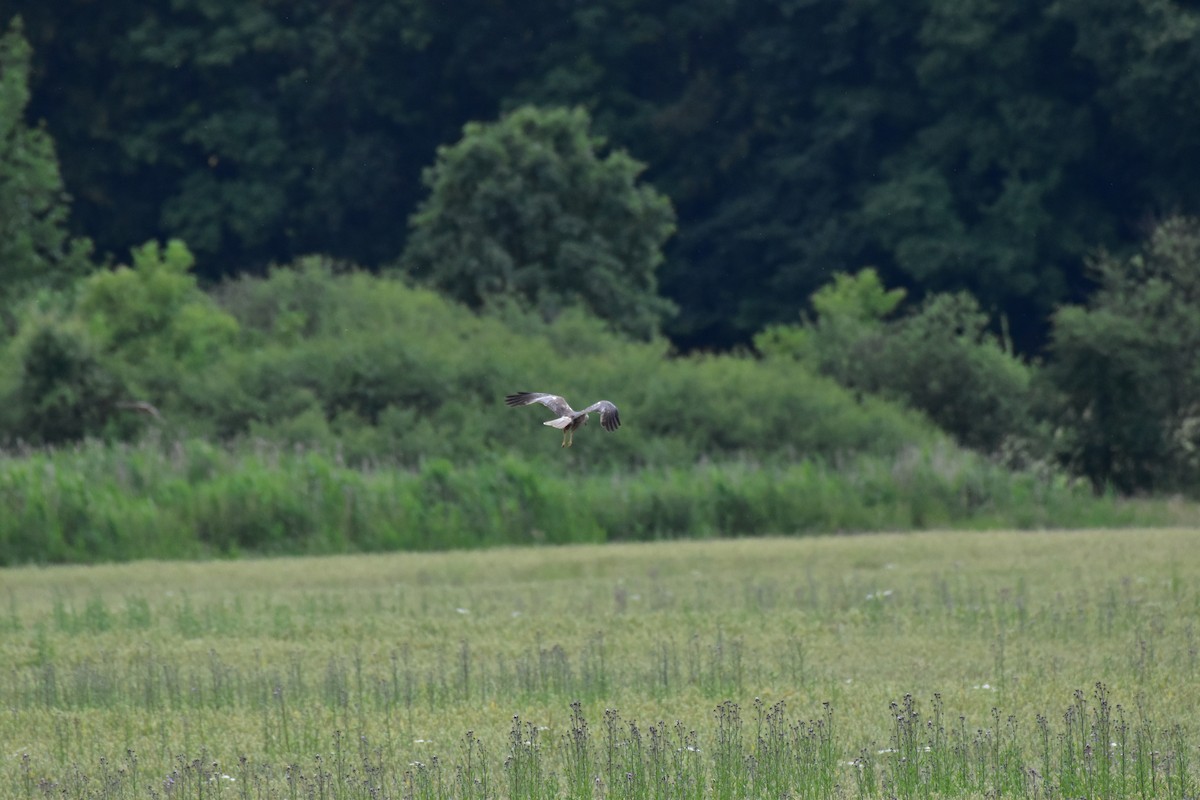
[3,529,1199,799]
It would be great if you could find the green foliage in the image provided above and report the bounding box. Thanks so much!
[12,0,1200,354]
[758,270,1034,454]
[14,2,442,270]
[0,16,90,325]
[854,293,1035,454]
[5,314,123,445]
[1050,0,1200,211]
[0,239,237,444]
[401,105,676,339]
[856,0,1097,330]
[0,254,944,463]
[77,238,239,397]
[809,268,907,322]
[1046,216,1200,493]
[0,438,1155,566]
[199,261,937,467]
[755,268,905,376]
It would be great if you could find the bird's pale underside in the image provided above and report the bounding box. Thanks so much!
[505,392,621,447]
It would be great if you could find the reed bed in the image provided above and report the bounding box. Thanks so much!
[0,438,1178,565]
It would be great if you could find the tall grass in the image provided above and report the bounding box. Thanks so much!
[3,531,1200,797]
[0,437,1176,565]
[6,691,1195,799]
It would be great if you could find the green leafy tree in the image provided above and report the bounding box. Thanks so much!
[1046,217,1200,493]
[5,1,447,273]
[400,105,676,339]
[1050,0,1200,214]
[0,16,90,325]
[856,0,1112,352]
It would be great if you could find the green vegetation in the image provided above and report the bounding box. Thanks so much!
[3,530,1199,798]
[756,270,1034,454]
[3,256,945,472]
[2,438,1170,566]
[1046,217,1200,493]
[2,239,237,445]
[6,10,1200,796]
[0,17,90,324]
[6,237,1200,525]
[6,11,1200,497]
[13,1,1200,353]
[401,106,676,339]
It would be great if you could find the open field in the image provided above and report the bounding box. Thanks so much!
[2,529,1199,798]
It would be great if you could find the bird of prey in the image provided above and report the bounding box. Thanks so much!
[116,400,162,420]
[505,392,621,447]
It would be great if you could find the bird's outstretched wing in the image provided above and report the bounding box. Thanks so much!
[581,400,621,431]
[505,392,575,417]
[117,400,162,420]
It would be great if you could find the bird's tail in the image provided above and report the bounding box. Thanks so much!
[543,417,572,429]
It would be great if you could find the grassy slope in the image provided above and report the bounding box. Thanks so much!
[2,529,1199,797]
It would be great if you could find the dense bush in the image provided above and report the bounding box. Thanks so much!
[5,316,123,444]
[76,240,240,405]
[855,293,1035,453]
[2,251,944,468]
[194,260,941,466]
[1045,216,1200,493]
[757,270,1036,454]
[0,240,237,445]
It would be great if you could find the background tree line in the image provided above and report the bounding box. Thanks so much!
[5,0,1200,352]
[3,4,1200,499]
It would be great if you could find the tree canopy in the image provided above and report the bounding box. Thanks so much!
[400,105,676,339]
[4,0,1200,352]
[1046,217,1200,493]
[0,16,89,324]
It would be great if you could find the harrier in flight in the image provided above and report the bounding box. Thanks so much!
[505,392,621,447]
